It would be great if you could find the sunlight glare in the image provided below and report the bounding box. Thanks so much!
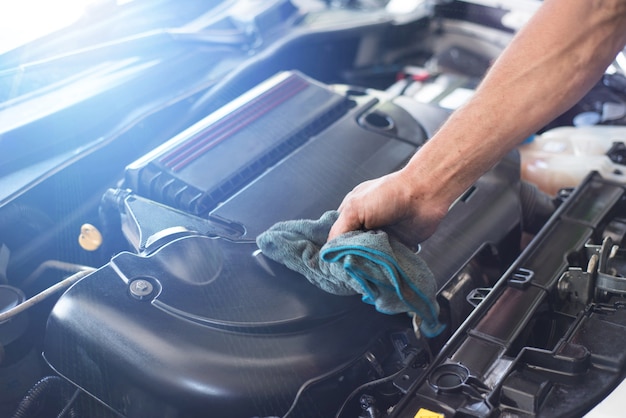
[0,0,103,54]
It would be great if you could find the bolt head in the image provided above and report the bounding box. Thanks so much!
[129,279,154,299]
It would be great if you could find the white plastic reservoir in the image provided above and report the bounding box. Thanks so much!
[518,126,626,195]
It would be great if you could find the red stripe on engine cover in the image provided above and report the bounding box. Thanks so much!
[160,74,308,172]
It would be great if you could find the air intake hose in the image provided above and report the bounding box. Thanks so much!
[519,181,557,234]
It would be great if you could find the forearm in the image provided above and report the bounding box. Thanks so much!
[328,0,626,244]
[403,0,626,207]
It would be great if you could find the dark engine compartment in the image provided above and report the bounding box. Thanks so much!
[42,70,524,418]
[392,173,626,418]
[1,1,626,417]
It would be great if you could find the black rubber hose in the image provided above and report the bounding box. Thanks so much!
[0,204,54,256]
[97,188,129,257]
[0,203,56,280]
[11,376,75,418]
[519,181,557,234]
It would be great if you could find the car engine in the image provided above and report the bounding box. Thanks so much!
[1,1,625,417]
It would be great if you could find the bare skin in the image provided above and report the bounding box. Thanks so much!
[328,0,626,247]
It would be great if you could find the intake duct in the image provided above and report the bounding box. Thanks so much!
[124,71,350,215]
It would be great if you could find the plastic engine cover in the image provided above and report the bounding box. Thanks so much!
[44,234,410,417]
[43,71,523,418]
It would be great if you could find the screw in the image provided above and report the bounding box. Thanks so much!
[129,279,154,300]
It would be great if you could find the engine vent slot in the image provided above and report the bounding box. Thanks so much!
[125,71,350,215]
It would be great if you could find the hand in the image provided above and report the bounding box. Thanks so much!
[327,169,449,248]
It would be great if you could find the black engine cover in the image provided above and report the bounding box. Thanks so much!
[43,72,523,417]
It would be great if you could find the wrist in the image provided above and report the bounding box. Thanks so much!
[397,163,454,222]
[400,143,469,211]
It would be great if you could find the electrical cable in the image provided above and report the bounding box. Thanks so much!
[0,268,95,323]
[20,260,95,288]
[12,376,71,418]
[57,388,81,418]
[334,352,418,418]
[281,361,356,418]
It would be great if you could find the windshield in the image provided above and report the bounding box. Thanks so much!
[0,0,136,55]
[0,0,232,195]
[0,0,227,63]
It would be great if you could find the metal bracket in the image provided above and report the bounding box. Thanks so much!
[466,287,492,307]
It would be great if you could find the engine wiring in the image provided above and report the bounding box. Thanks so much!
[0,267,95,323]
[334,351,419,418]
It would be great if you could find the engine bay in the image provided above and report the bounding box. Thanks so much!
[1,1,626,417]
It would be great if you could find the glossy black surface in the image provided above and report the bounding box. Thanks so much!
[391,173,626,418]
[43,73,526,417]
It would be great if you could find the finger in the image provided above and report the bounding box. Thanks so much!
[337,189,358,213]
[327,211,362,241]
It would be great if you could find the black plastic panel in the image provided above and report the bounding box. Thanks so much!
[390,173,626,418]
[43,72,527,418]
[44,235,406,417]
[125,71,351,215]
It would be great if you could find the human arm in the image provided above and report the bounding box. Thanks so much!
[328,0,626,246]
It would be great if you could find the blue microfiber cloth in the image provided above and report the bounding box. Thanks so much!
[256,210,445,337]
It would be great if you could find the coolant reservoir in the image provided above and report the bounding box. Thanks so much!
[518,126,626,195]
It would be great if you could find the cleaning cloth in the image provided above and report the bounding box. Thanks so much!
[256,210,445,337]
